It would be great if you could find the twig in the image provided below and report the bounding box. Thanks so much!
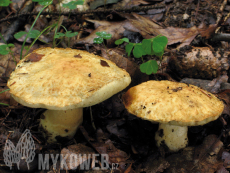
[0,4,166,24]
[212,33,230,42]
[215,0,228,33]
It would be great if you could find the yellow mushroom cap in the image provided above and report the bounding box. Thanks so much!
[7,47,131,110]
[122,80,224,126]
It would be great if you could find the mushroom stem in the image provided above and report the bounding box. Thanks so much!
[155,123,188,152]
[39,108,83,143]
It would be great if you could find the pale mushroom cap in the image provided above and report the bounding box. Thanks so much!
[122,80,224,126]
[7,47,131,110]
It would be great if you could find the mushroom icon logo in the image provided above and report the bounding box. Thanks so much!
[3,129,36,170]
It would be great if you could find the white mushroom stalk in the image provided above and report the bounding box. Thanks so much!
[155,123,188,152]
[40,108,83,143]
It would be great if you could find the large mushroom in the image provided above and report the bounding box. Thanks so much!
[7,47,131,143]
[122,80,224,152]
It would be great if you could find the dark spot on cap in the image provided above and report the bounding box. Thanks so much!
[171,87,182,92]
[88,73,91,77]
[74,54,82,58]
[26,53,44,62]
[147,110,151,114]
[65,129,69,132]
[100,60,110,67]
[172,129,174,132]
[143,106,146,109]
[18,73,28,75]
[10,81,16,86]
[40,114,45,119]
[88,89,95,92]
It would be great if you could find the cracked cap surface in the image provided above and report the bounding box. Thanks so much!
[7,47,131,110]
[122,80,224,126]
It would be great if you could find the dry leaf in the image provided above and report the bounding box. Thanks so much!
[166,135,224,173]
[60,143,95,170]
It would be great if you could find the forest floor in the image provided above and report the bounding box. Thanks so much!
[1,0,230,172]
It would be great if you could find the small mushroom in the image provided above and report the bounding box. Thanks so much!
[7,47,131,143]
[122,80,224,152]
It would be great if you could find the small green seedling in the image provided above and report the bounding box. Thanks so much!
[62,0,84,9]
[0,0,12,6]
[14,30,41,40]
[0,89,10,106]
[32,0,53,6]
[55,31,78,39]
[0,33,16,64]
[0,44,14,55]
[115,38,129,46]
[54,29,78,47]
[116,35,168,75]
[13,0,84,59]
[140,60,158,75]
[142,35,168,57]
[94,31,112,44]
[13,0,53,59]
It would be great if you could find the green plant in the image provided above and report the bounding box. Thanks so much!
[54,26,78,47]
[0,33,16,65]
[62,0,84,9]
[93,31,112,45]
[116,35,168,75]
[0,89,10,106]
[13,0,83,59]
[0,44,14,55]
[14,0,53,59]
[94,31,112,57]
[0,0,12,6]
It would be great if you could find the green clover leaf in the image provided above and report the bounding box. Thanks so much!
[32,0,53,6]
[54,32,65,39]
[0,44,14,55]
[133,43,146,58]
[14,31,27,39]
[96,31,112,40]
[152,36,168,55]
[0,0,12,6]
[63,0,84,10]
[28,30,40,38]
[65,31,78,37]
[14,30,40,39]
[115,38,129,45]
[125,43,134,57]
[93,37,103,44]
[142,39,152,55]
[140,60,158,75]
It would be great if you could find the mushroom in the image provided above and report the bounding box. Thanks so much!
[122,80,224,152]
[7,47,131,143]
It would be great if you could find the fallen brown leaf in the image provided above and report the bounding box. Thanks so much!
[79,126,132,172]
[136,155,170,173]
[60,143,95,170]
[166,135,224,173]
